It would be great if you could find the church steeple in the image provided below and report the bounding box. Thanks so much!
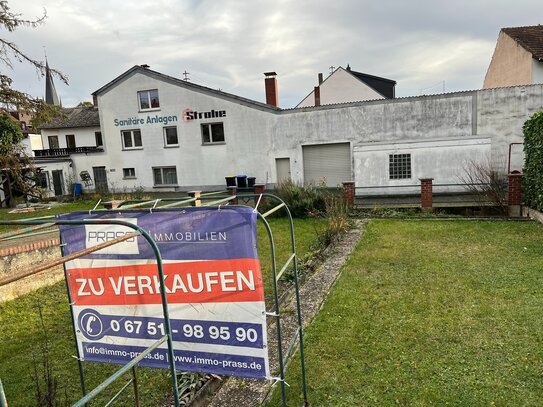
[45,58,60,106]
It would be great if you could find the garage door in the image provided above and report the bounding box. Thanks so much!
[302,143,351,187]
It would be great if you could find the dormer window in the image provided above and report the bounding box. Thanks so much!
[138,89,160,110]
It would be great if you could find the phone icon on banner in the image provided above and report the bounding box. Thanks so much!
[79,310,105,340]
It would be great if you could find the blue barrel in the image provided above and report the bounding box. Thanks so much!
[73,183,82,196]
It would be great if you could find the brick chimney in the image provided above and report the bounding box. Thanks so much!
[318,73,323,84]
[92,94,98,107]
[314,86,321,106]
[264,72,278,107]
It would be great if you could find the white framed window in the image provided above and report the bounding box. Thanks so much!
[121,129,142,150]
[138,89,160,110]
[123,168,136,179]
[201,123,225,144]
[163,126,179,147]
[389,153,411,179]
[153,166,178,186]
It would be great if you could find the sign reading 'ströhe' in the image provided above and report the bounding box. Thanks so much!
[57,208,269,379]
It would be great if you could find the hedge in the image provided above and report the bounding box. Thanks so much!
[523,111,543,211]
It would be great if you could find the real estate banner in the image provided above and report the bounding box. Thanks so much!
[57,208,269,379]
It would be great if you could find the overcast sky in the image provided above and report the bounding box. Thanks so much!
[5,0,543,108]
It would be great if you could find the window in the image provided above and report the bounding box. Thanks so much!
[163,126,179,147]
[48,135,59,149]
[121,129,142,149]
[123,168,136,179]
[138,89,160,110]
[66,134,76,149]
[153,166,178,186]
[201,123,225,144]
[389,153,412,179]
[35,171,48,188]
[95,131,103,147]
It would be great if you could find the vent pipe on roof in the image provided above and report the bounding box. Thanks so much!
[318,73,323,84]
[140,64,150,69]
[264,72,278,107]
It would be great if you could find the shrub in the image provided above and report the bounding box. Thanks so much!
[523,111,543,211]
[269,179,328,218]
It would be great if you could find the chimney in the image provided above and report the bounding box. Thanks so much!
[314,86,321,106]
[92,94,98,107]
[318,73,323,84]
[264,72,278,107]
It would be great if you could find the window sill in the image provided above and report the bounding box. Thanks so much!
[153,184,179,188]
[122,147,144,151]
[202,142,226,146]
[139,107,161,113]
[164,144,180,148]
[123,177,137,180]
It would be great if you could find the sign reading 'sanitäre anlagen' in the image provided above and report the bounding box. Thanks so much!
[113,108,227,127]
[57,208,269,379]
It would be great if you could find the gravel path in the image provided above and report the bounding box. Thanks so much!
[207,220,367,407]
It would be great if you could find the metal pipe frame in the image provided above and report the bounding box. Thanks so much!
[0,218,181,407]
[0,195,309,406]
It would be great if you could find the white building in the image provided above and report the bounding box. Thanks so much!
[34,65,543,198]
[36,106,102,196]
[297,65,396,108]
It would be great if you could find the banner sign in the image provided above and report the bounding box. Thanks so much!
[57,208,269,379]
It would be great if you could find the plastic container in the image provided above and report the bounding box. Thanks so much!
[247,177,256,188]
[236,175,247,188]
[225,176,236,187]
[73,183,82,196]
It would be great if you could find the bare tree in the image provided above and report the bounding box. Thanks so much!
[0,1,67,206]
[458,155,508,213]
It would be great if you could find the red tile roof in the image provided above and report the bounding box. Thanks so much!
[503,25,543,61]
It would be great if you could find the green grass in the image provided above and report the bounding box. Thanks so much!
[270,220,543,406]
[0,200,98,233]
[0,217,324,407]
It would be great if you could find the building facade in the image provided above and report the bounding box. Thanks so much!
[33,65,543,198]
[484,25,543,89]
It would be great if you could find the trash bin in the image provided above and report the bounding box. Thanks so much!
[73,183,82,197]
[225,176,236,187]
[236,175,247,188]
[247,177,256,188]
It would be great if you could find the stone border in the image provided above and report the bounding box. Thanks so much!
[206,220,367,407]
[524,207,543,224]
[0,237,60,257]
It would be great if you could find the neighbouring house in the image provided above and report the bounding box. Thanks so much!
[296,65,396,108]
[483,25,543,89]
[36,106,102,197]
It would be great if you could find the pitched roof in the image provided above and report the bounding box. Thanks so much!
[346,66,396,99]
[45,59,60,106]
[93,65,279,112]
[502,25,543,61]
[40,106,100,129]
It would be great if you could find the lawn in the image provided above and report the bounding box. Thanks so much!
[270,219,543,406]
[0,213,324,406]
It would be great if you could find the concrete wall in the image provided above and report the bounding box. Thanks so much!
[96,70,276,191]
[273,84,543,189]
[0,243,64,303]
[483,32,533,89]
[532,59,543,84]
[353,137,491,195]
[297,68,384,108]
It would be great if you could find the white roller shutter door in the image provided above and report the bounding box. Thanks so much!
[302,143,351,187]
